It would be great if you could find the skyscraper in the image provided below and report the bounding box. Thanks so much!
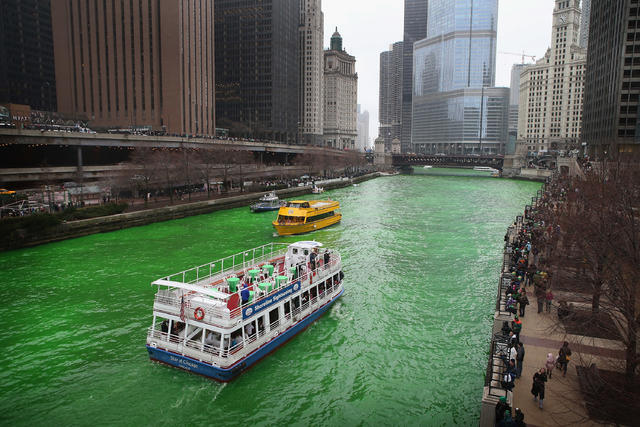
[379,41,403,151]
[356,105,370,152]
[299,0,324,145]
[215,0,299,143]
[509,63,526,133]
[401,0,428,153]
[579,0,591,49]
[518,0,586,154]
[52,0,215,136]
[411,0,508,155]
[0,0,57,112]
[323,29,357,150]
[582,0,640,154]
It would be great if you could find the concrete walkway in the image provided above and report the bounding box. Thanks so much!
[511,286,626,426]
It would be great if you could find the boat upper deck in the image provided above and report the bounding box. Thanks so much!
[151,242,341,329]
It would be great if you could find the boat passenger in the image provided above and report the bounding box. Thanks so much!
[245,322,255,337]
[241,287,250,305]
[324,250,330,268]
[309,249,317,271]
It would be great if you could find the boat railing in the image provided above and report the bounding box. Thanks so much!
[158,242,289,289]
[153,252,342,327]
[147,280,343,366]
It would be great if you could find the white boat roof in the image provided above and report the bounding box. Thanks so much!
[310,201,332,208]
[152,279,230,300]
[289,241,323,249]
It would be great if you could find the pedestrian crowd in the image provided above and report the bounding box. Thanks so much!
[495,175,576,425]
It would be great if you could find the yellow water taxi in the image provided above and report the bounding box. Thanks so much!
[272,200,342,236]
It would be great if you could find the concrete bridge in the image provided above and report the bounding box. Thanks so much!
[0,129,358,189]
[392,153,504,170]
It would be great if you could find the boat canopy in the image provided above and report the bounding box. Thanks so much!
[151,279,231,300]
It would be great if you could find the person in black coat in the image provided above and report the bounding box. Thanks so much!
[531,368,547,409]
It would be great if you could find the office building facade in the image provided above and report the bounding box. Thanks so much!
[401,0,428,153]
[412,0,508,154]
[323,29,357,150]
[518,0,586,154]
[299,0,324,145]
[582,0,640,154]
[215,0,299,143]
[0,0,57,112]
[379,41,403,151]
[52,0,215,136]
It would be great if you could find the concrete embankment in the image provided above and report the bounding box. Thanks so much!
[1,173,380,251]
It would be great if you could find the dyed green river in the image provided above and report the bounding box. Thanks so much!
[0,169,539,426]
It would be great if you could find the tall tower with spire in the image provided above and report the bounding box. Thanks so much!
[323,29,357,150]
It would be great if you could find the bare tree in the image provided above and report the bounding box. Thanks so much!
[151,149,181,204]
[130,148,157,207]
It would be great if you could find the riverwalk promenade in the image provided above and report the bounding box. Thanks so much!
[0,173,379,251]
[480,176,628,427]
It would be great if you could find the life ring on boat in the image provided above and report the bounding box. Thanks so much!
[194,307,205,321]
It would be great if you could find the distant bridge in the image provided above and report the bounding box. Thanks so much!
[392,153,504,170]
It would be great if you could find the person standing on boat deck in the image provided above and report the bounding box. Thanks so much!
[324,250,330,269]
[309,249,317,272]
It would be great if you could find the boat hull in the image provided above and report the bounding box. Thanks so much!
[147,288,344,382]
[273,214,342,236]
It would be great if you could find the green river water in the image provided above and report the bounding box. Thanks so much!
[0,169,540,426]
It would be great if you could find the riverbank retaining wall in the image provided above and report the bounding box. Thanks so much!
[1,173,380,251]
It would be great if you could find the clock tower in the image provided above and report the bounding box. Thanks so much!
[552,0,582,64]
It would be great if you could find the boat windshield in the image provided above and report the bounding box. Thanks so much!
[286,202,310,208]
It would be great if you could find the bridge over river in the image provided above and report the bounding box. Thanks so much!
[392,153,504,170]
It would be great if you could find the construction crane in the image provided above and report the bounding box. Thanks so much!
[499,51,536,64]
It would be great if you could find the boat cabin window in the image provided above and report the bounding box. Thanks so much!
[306,211,335,223]
[231,328,243,348]
[269,307,279,326]
[284,301,291,316]
[257,316,265,333]
[292,248,298,254]
[204,330,222,349]
[310,286,317,300]
[292,295,300,309]
[318,281,325,294]
[285,202,310,208]
[303,249,309,256]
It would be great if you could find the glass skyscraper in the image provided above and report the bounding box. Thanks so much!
[411,0,508,154]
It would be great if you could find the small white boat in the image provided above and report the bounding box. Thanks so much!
[423,165,433,169]
[311,186,324,194]
[250,192,284,212]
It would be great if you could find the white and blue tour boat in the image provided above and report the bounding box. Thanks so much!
[146,241,344,381]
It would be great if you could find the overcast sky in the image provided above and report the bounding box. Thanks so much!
[322,0,557,146]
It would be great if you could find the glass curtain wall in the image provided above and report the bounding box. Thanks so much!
[412,0,506,154]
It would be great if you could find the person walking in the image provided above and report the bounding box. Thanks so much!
[516,343,525,379]
[545,288,554,313]
[518,290,529,317]
[535,286,545,314]
[558,341,572,377]
[531,368,547,409]
[545,353,556,379]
